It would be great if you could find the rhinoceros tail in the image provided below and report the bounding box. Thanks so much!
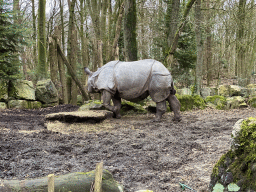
[170,81,176,95]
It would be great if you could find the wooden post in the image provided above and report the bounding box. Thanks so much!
[94,162,103,192]
[48,174,54,192]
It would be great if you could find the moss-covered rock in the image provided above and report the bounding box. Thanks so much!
[29,101,42,109]
[200,87,212,98]
[230,85,243,96]
[177,88,192,96]
[0,80,8,101]
[248,97,256,108]
[77,95,84,106]
[246,84,256,89]
[209,118,256,192]
[176,94,205,111]
[226,96,247,109]
[79,100,106,111]
[205,95,227,110]
[8,100,29,109]
[0,102,7,110]
[121,100,147,114]
[218,85,231,97]
[9,80,36,101]
[36,79,58,104]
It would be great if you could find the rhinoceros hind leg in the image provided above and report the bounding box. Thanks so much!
[153,100,167,122]
[112,96,121,119]
[167,94,181,122]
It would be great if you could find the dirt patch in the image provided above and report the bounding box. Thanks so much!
[0,105,256,191]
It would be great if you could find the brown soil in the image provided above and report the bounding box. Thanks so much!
[1,105,256,192]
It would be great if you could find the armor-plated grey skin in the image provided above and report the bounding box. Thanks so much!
[84,59,181,121]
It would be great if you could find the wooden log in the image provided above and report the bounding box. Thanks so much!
[56,42,89,101]
[0,170,122,192]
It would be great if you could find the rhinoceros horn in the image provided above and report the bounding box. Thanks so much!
[84,67,93,76]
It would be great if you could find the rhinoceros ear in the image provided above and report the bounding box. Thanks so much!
[84,67,93,76]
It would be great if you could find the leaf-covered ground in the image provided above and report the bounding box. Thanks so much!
[0,105,256,191]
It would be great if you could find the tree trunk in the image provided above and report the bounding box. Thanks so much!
[67,0,77,105]
[32,0,37,69]
[79,0,89,87]
[166,0,180,48]
[59,0,65,51]
[37,0,47,80]
[236,0,246,83]
[108,3,124,62]
[194,0,203,95]
[205,0,212,86]
[49,34,59,95]
[124,0,138,61]
[166,0,196,66]
[0,170,121,192]
[54,26,68,104]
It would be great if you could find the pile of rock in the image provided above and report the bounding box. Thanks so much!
[0,79,58,110]
[209,118,256,192]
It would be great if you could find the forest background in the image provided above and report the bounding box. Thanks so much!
[1,0,256,105]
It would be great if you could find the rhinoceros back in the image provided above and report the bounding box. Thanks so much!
[114,59,173,102]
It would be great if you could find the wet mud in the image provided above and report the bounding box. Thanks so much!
[0,105,256,191]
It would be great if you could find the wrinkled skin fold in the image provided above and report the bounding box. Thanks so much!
[84,59,181,121]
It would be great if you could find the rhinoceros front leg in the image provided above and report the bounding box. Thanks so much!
[102,90,121,118]
[167,94,181,122]
[154,100,167,122]
[112,96,121,119]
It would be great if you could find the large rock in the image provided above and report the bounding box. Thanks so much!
[230,85,243,96]
[176,94,205,111]
[45,110,113,123]
[36,79,58,104]
[0,102,7,110]
[8,100,42,109]
[200,87,212,98]
[218,85,231,97]
[177,88,192,96]
[205,95,227,110]
[9,80,36,100]
[0,80,8,101]
[248,97,256,108]
[8,100,29,109]
[209,118,256,192]
[226,96,247,109]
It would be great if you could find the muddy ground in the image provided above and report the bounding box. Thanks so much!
[0,105,256,192]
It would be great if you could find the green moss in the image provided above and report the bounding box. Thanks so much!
[176,94,205,111]
[212,118,256,191]
[121,100,147,114]
[248,97,256,108]
[212,153,227,177]
[205,95,227,110]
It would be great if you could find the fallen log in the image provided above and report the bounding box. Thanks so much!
[0,170,123,192]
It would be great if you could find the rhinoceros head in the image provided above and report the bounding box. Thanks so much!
[84,67,98,93]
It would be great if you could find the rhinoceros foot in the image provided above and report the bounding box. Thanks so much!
[172,116,182,122]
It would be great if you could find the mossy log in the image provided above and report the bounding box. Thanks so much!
[0,170,122,192]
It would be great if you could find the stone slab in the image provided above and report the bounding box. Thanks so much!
[45,110,113,123]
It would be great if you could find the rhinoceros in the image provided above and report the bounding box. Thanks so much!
[84,59,181,121]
